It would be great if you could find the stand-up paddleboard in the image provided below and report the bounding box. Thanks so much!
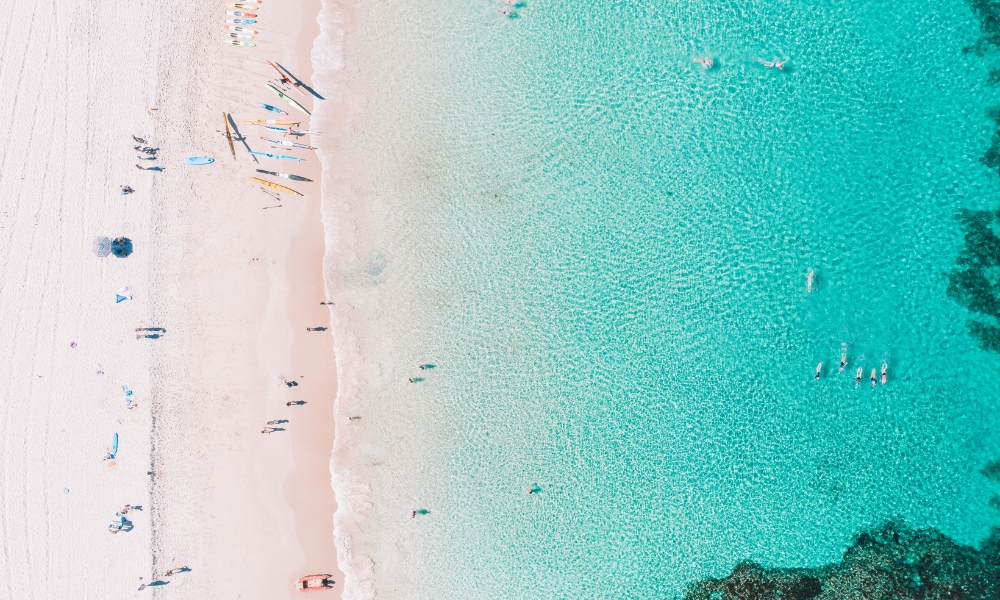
[256,168,313,182]
[224,114,236,160]
[226,11,257,17]
[225,26,258,33]
[227,32,254,40]
[248,151,305,161]
[223,39,256,47]
[260,136,315,150]
[249,176,303,196]
[266,83,310,115]
[244,119,299,126]
[110,432,119,459]
[259,103,288,115]
[226,3,258,8]
[225,18,257,24]
[185,156,215,166]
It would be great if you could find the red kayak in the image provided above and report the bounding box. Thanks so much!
[296,574,335,592]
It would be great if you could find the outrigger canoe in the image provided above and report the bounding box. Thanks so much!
[268,61,307,97]
[244,119,300,126]
[249,176,303,196]
[248,151,305,161]
[256,168,313,182]
[224,113,236,160]
[266,83,311,115]
[261,136,316,150]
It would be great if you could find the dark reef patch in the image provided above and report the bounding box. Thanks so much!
[683,521,1000,600]
[945,209,1000,352]
[963,0,1000,54]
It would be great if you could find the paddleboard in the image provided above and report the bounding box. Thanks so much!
[248,151,305,161]
[244,119,299,126]
[256,168,313,182]
[259,103,288,115]
[111,432,119,457]
[249,176,303,196]
[266,83,311,115]
[226,3,257,7]
[226,11,256,17]
[185,156,215,166]
[225,18,257,24]
[225,26,258,33]
[227,32,254,40]
[223,39,256,47]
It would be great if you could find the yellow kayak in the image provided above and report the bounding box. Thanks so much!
[243,119,299,126]
[249,176,303,196]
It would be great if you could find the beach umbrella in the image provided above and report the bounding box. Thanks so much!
[92,237,112,257]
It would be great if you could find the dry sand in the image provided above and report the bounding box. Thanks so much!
[0,0,343,597]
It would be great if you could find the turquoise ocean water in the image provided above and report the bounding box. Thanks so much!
[318,0,1000,596]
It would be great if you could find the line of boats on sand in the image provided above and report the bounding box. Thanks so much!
[224,0,262,47]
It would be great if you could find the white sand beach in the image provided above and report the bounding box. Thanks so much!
[0,0,344,597]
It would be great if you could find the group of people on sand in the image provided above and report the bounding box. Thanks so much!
[693,56,787,70]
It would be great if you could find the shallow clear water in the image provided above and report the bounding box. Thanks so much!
[319,0,1000,596]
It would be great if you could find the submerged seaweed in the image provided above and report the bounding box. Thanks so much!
[964,0,1000,54]
[946,209,1000,351]
[683,521,1000,600]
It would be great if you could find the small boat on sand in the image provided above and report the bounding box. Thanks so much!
[296,574,335,592]
[244,118,300,126]
[256,168,313,182]
[266,83,311,115]
[261,136,316,150]
[249,176,303,196]
[259,103,288,115]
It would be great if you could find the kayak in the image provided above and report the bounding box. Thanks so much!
[261,136,315,150]
[225,26,258,33]
[244,119,299,126]
[225,18,257,24]
[226,11,256,17]
[266,83,310,115]
[249,176,303,196]
[256,168,313,182]
[248,151,305,161]
[185,156,215,166]
[259,103,288,115]
[223,40,256,47]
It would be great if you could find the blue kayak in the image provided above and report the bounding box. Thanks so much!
[185,156,214,166]
[259,103,288,115]
[249,151,305,161]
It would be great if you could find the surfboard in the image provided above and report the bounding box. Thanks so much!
[185,156,215,166]
[249,176,303,196]
[266,83,311,115]
[226,11,257,17]
[225,18,257,24]
[225,26,258,33]
[111,433,119,457]
[223,39,256,47]
[227,32,254,40]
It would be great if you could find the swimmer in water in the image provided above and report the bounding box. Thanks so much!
[806,269,814,293]
[870,369,877,389]
[757,57,787,70]
[497,7,512,16]
[839,353,847,373]
[814,362,822,381]
[855,367,863,388]
[881,362,887,385]
[694,57,713,69]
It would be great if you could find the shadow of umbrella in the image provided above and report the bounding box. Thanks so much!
[93,237,112,257]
